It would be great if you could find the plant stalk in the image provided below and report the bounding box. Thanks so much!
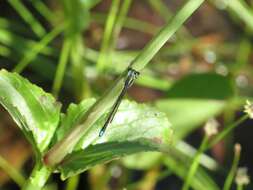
[182,135,209,190]
[129,0,205,71]
[0,155,26,187]
[223,144,241,190]
[52,38,71,98]
[22,163,51,190]
[44,0,206,167]
[97,0,121,71]
[206,115,248,150]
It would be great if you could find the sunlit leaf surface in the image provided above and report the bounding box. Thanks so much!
[156,73,234,139]
[0,69,61,153]
[156,99,225,139]
[58,100,172,179]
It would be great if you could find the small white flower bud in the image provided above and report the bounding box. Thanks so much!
[244,100,253,119]
[235,167,250,186]
[204,118,219,137]
[234,143,241,156]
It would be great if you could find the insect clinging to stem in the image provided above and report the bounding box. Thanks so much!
[99,67,140,137]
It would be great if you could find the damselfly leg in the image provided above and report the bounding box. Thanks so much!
[99,68,140,137]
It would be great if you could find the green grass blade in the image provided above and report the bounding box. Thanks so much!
[65,175,80,190]
[182,135,209,190]
[148,0,191,39]
[0,155,25,187]
[207,115,248,149]
[229,0,253,30]
[130,0,205,71]
[70,36,91,100]
[52,39,71,98]
[96,0,121,71]
[110,0,132,48]
[91,12,159,35]
[0,17,29,34]
[148,0,172,20]
[164,147,219,190]
[0,44,11,57]
[223,144,241,190]
[216,0,253,31]
[13,24,64,73]
[0,28,55,56]
[29,0,54,22]
[8,0,46,37]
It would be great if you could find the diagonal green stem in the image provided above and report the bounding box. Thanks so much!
[65,175,80,190]
[223,144,241,190]
[8,0,46,37]
[226,0,253,31]
[44,0,206,167]
[97,0,121,71]
[237,184,243,190]
[147,0,191,39]
[22,163,51,190]
[52,38,71,98]
[110,0,132,49]
[205,115,248,150]
[91,12,160,35]
[0,154,26,187]
[13,24,64,73]
[129,0,205,71]
[182,135,209,190]
[29,0,54,23]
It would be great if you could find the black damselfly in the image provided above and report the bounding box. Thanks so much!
[99,68,140,137]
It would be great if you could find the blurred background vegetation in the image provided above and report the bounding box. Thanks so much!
[0,0,253,189]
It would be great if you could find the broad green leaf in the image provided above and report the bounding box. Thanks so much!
[121,140,218,171]
[0,69,61,153]
[58,100,172,179]
[154,73,227,189]
[155,72,233,139]
[167,73,234,100]
[122,152,162,170]
[56,98,96,141]
[155,99,225,139]
[59,141,166,179]
[76,100,172,150]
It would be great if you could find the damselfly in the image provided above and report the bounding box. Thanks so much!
[99,68,140,137]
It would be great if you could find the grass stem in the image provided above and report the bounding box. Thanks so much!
[206,115,248,150]
[182,135,209,190]
[129,0,205,71]
[65,175,80,190]
[97,0,121,71]
[13,24,64,73]
[44,0,206,167]
[0,154,26,188]
[223,144,241,190]
[52,38,71,98]
[8,0,46,37]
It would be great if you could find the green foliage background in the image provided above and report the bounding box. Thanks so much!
[0,0,253,190]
